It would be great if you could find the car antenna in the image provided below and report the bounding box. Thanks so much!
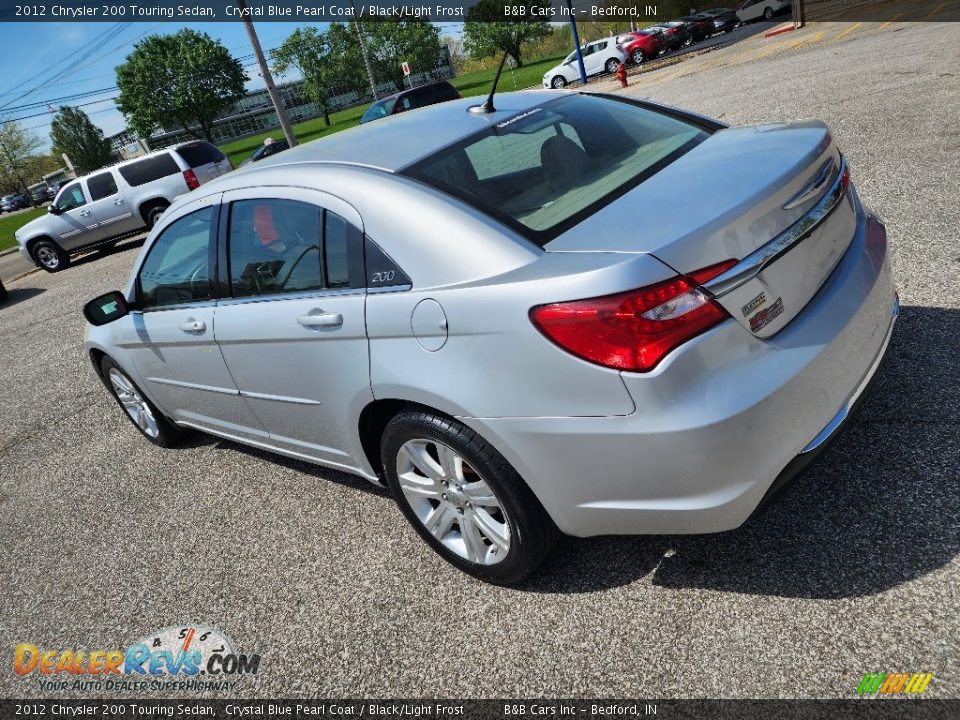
[468,52,510,115]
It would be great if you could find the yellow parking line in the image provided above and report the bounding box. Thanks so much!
[925,1,946,17]
[879,13,903,30]
[832,22,863,42]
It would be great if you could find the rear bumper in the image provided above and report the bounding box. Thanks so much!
[461,207,896,537]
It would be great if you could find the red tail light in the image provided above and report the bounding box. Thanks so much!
[530,260,736,373]
[183,169,200,190]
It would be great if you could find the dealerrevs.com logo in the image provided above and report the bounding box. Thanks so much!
[13,625,260,693]
[856,672,934,696]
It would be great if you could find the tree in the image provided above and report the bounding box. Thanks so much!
[50,106,113,175]
[464,1,552,68]
[271,28,335,126]
[364,20,444,92]
[324,22,369,97]
[115,29,247,142]
[0,121,43,198]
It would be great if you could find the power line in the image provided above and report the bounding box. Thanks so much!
[2,87,119,114]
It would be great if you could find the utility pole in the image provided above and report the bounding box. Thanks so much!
[565,0,588,85]
[237,0,297,147]
[351,0,379,100]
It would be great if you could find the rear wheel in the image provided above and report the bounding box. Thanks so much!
[143,202,169,229]
[682,35,693,47]
[31,240,69,273]
[381,410,559,585]
[763,6,774,19]
[551,74,567,89]
[605,58,620,74]
[101,355,186,448]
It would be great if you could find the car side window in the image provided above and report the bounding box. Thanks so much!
[87,172,118,201]
[137,207,213,310]
[229,198,350,298]
[55,182,87,212]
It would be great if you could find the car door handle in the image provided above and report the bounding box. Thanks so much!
[113,199,125,206]
[179,319,206,333]
[297,311,343,329]
[79,210,92,217]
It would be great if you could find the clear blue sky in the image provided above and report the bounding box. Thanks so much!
[0,21,463,153]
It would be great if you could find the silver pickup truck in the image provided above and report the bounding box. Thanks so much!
[16,141,232,272]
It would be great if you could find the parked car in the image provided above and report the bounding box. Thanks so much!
[47,182,63,199]
[617,29,665,65]
[676,15,713,42]
[83,91,897,584]
[359,82,461,124]
[700,8,741,33]
[1,193,31,213]
[737,0,792,22]
[30,187,50,205]
[239,138,290,167]
[15,141,232,273]
[543,38,628,88]
[651,22,694,52]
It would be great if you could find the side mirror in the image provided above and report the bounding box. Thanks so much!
[83,291,131,326]
[48,205,62,215]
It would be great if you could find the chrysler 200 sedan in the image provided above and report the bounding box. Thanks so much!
[84,91,897,584]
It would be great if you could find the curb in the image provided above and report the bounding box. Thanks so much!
[0,247,19,257]
[765,23,796,38]
[9,267,40,283]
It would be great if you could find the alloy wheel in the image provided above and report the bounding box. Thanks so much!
[109,368,160,438]
[35,246,59,270]
[396,439,511,566]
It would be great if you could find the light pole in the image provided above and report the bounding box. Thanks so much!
[565,0,588,85]
[236,0,297,147]
[350,0,379,101]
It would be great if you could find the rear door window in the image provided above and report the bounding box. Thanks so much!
[118,154,180,187]
[87,172,118,201]
[175,142,226,168]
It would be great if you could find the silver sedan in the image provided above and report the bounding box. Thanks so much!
[83,91,897,584]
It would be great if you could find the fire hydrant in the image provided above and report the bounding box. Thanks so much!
[616,61,628,88]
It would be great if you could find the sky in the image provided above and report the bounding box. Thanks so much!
[0,21,463,154]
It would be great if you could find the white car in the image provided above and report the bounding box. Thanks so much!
[543,39,627,89]
[736,0,791,23]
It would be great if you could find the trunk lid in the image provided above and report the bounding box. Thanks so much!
[545,120,857,337]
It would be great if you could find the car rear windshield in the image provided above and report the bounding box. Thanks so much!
[403,94,711,245]
[361,98,398,123]
[118,154,181,187]
[175,142,226,168]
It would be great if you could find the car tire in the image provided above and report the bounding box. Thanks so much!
[143,202,169,229]
[381,409,560,585]
[605,58,620,74]
[551,74,567,89]
[763,7,774,19]
[100,355,187,448]
[682,36,693,47]
[631,49,646,65]
[30,239,69,273]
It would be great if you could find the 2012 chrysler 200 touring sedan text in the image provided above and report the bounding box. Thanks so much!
[84,92,897,584]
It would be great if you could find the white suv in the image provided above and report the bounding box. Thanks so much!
[16,141,232,273]
[543,39,627,89]
[737,0,791,23]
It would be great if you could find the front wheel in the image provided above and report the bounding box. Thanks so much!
[550,74,567,89]
[101,356,187,448]
[31,240,69,273]
[682,36,693,47]
[605,58,620,74]
[631,49,646,65]
[381,410,559,585]
[763,7,774,19]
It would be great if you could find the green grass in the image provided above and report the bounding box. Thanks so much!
[0,207,46,252]
[220,53,567,167]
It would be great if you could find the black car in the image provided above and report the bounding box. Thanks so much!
[677,15,713,42]
[359,81,461,125]
[699,8,740,33]
[652,21,694,51]
[0,193,31,213]
[30,187,49,205]
[239,138,290,167]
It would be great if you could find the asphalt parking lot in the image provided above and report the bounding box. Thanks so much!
[1,22,958,699]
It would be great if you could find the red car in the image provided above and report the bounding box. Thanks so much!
[616,29,665,65]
